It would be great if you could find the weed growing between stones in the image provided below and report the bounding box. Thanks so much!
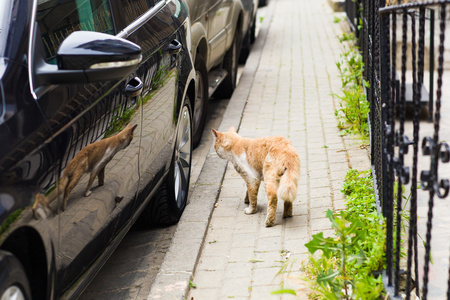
[333,23,370,142]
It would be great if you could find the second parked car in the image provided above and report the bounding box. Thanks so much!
[187,0,259,146]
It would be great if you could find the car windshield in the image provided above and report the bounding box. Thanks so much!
[0,0,13,57]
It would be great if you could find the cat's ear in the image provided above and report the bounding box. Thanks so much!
[212,129,221,139]
[228,126,236,133]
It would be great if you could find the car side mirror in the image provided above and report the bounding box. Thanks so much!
[35,31,142,85]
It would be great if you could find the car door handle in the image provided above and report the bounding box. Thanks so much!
[125,77,143,97]
[169,39,182,55]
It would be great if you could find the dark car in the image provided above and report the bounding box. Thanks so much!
[0,0,196,299]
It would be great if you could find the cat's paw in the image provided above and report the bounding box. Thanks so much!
[283,211,293,218]
[244,207,257,215]
[265,218,275,227]
[85,191,92,197]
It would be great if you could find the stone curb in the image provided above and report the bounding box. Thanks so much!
[146,2,276,299]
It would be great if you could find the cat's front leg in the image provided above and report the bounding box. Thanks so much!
[85,171,98,197]
[244,179,260,215]
[244,191,249,204]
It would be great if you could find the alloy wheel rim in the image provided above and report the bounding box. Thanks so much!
[174,105,192,208]
[1,286,25,300]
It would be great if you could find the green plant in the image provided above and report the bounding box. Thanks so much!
[273,170,386,299]
[104,104,136,138]
[393,182,430,263]
[333,31,370,140]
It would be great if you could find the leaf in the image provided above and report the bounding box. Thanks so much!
[271,289,297,295]
[248,258,264,263]
[305,232,339,258]
[317,270,340,283]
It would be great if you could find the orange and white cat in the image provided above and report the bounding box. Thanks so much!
[212,127,300,227]
[33,124,137,216]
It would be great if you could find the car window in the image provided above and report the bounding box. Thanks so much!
[37,0,114,64]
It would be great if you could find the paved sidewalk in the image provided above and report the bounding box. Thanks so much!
[187,0,370,299]
[148,0,371,299]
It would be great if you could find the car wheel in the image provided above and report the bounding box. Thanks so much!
[240,14,257,64]
[0,251,31,300]
[193,54,209,148]
[138,99,193,227]
[213,30,241,99]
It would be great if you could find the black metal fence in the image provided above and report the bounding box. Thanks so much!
[345,0,362,37]
[346,0,450,298]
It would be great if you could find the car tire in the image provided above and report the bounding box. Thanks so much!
[259,0,268,7]
[193,54,209,148]
[239,14,256,64]
[250,14,257,44]
[138,99,193,227]
[0,251,31,300]
[213,30,241,99]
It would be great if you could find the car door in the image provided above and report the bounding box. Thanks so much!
[31,0,142,296]
[109,0,186,213]
[207,0,232,67]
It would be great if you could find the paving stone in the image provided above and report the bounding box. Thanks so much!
[188,288,220,300]
[284,225,309,240]
[231,233,257,248]
[219,276,252,298]
[192,269,223,289]
[284,238,310,255]
[310,218,333,232]
[228,246,257,263]
[252,266,284,286]
[284,215,308,228]
[256,236,283,253]
[250,284,283,300]
[196,255,228,272]
[309,196,333,208]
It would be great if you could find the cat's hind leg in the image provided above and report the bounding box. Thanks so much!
[264,179,279,227]
[97,167,105,186]
[283,200,293,218]
[244,179,260,214]
[63,172,83,211]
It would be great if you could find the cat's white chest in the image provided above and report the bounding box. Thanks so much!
[93,147,117,171]
[232,152,261,180]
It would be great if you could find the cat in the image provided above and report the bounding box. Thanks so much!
[32,123,137,217]
[212,127,300,227]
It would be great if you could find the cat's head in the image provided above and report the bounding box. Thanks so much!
[120,124,138,147]
[212,127,237,159]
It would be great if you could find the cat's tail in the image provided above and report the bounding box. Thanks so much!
[277,155,300,202]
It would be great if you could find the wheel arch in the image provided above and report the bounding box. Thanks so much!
[229,1,245,47]
[189,22,208,65]
[1,226,49,300]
